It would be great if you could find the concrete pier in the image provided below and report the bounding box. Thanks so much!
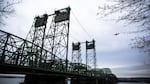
[24,74,116,84]
[24,74,67,84]
[71,77,97,84]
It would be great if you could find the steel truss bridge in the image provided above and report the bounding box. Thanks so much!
[0,7,96,77]
[0,29,95,76]
[0,7,118,84]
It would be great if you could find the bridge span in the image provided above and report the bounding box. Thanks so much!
[0,7,117,84]
[0,27,116,84]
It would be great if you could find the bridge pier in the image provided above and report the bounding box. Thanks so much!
[71,77,97,84]
[24,74,67,84]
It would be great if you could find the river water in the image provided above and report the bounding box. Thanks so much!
[0,78,150,84]
[118,82,150,84]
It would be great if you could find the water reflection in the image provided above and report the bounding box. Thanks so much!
[118,82,150,84]
[0,78,24,84]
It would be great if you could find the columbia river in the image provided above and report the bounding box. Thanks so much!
[0,78,150,84]
[118,82,150,84]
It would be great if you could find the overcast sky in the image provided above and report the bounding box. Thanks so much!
[2,0,150,78]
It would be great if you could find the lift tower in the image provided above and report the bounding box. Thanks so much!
[46,7,71,60]
[71,42,81,72]
[72,42,81,63]
[45,7,71,71]
[26,7,71,70]
[86,40,96,75]
[25,14,48,66]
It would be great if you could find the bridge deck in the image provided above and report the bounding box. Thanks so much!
[0,64,94,78]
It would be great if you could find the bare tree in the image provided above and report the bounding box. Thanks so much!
[0,0,20,25]
[98,0,150,54]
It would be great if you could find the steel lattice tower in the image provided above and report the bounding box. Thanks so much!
[25,14,48,66]
[45,7,71,71]
[45,7,71,60]
[86,40,96,74]
[26,7,71,70]
[71,42,82,72]
[72,42,81,63]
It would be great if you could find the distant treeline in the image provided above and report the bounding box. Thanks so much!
[118,78,150,83]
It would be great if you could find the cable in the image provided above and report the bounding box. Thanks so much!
[71,10,92,39]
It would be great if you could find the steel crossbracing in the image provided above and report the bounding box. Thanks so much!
[26,7,71,71]
[71,42,82,73]
[0,29,63,70]
[0,7,96,76]
[86,40,96,75]
[0,29,94,76]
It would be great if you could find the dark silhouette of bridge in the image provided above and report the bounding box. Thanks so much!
[0,7,117,84]
[0,27,98,84]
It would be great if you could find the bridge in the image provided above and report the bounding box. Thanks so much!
[0,7,117,84]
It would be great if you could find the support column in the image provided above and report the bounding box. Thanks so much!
[24,74,67,84]
[71,77,96,84]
